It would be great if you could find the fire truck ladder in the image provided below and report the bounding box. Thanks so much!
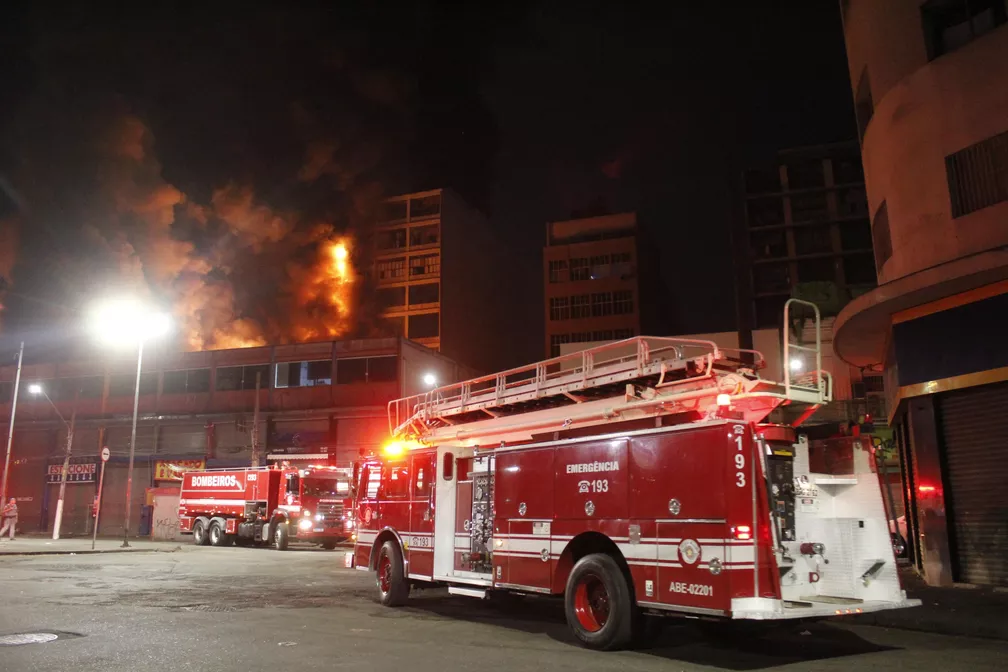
[389,298,831,441]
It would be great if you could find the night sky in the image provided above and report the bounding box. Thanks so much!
[0,2,855,370]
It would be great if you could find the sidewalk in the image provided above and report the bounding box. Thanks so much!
[854,565,1008,641]
[0,536,181,556]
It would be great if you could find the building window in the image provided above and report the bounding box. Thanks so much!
[336,357,396,384]
[751,229,787,260]
[855,67,873,143]
[0,382,12,402]
[381,316,405,337]
[410,254,440,277]
[945,130,1008,218]
[549,333,571,357]
[55,376,105,399]
[844,253,878,286]
[108,373,157,397]
[408,282,439,306]
[591,330,614,341]
[569,257,590,281]
[367,356,398,382]
[872,200,892,273]
[797,258,836,283]
[840,219,873,251]
[746,196,785,228]
[753,262,791,294]
[788,191,829,223]
[377,286,406,310]
[591,292,613,317]
[377,229,407,251]
[377,258,405,281]
[549,297,570,321]
[548,259,568,283]
[786,159,825,190]
[613,290,634,315]
[745,166,782,194]
[382,200,408,222]
[832,155,865,185]
[336,358,368,384]
[613,328,635,340]
[162,368,211,394]
[409,225,439,247]
[921,0,1008,61]
[275,360,333,388]
[215,364,270,391]
[589,254,611,280]
[836,187,868,218]
[410,194,441,219]
[570,332,593,343]
[570,294,590,319]
[794,225,833,255]
[408,312,439,339]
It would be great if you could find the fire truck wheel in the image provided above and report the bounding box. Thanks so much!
[564,553,634,650]
[192,519,210,546]
[376,540,410,606]
[321,541,338,550]
[209,521,227,547]
[273,523,290,551]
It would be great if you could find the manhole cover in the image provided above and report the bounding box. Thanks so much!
[0,633,60,646]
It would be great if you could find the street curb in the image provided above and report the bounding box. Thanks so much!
[0,546,182,557]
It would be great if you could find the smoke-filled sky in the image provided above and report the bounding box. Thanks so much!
[0,2,855,369]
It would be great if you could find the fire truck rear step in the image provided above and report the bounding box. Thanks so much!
[797,595,865,605]
[448,586,487,599]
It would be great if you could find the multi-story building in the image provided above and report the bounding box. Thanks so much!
[543,212,668,358]
[0,337,467,539]
[371,188,501,373]
[836,0,1008,588]
[736,141,876,332]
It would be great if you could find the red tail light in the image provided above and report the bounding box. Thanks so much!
[732,525,752,541]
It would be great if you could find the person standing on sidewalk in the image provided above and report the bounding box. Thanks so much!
[0,498,17,540]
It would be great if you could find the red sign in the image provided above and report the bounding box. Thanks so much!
[46,461,97,484]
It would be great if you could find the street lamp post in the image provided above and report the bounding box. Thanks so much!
[87,298,170,549]
[30,384,79,540]
[0,341,24,508]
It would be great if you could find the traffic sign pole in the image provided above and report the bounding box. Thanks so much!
[92,447,110,551]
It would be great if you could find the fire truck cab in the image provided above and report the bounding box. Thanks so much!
[352,300,919,650]
[179,464,354,550]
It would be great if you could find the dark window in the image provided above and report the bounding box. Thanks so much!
[922,0,1007,61]
[548,259,568,283]
[836,187,869,218]
[786,159,826,190]
[750,229,787,259]
[188,368,211,393]
[377,229,407,251]
[376,258,406,281]
[589,254,611,280]
[381,316,405,337]
[549,333,570,357]
[58,376,106,399]
[797,258,836,283]
[442,452,454,481]
[945,129,1008,218]
[164,369,209,394]
[214,365,269,391]
[408,283,439,306]
[549,296,570,321]
[613,328,635,340]
[275,360,332,388]
[591,292,613,317]
[872,201,892,273]
[336,358,368,384]
[413,455,433,499]
[409,225,439,247]
[377,286,405,310]
[384,465,410,499]
[569,257,590,281]
[570,332,593,343]
[794,225,834,255]
[753,263,791,294]
[833,156,865,185]
[570,294,590,319]
[789,191,829,223]
[844,253,878,285]
[855,67,874,143]
[744,166,782,194]
[591,330,614,341]
[382,200,408,222]
[840,220,873,250]
[408,312,439,339]
[755,295,788,329]
[368,356,398,383]
[410,254,439,277]
[110,373,158,397]
[613,290,634,315]
[746,197,785,228]
[410,194,441,219]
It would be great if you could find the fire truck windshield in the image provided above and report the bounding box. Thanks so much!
[302,476,349,499]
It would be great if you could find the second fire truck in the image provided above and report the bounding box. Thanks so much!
[351,300,919,650]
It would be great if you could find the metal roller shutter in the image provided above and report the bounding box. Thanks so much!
[939,381,1008,586]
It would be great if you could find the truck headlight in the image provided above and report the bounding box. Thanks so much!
[302,510,311,517]
[315,514,323,521]
[299,519,312,531]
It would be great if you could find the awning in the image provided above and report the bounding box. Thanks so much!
[265,453,328,462]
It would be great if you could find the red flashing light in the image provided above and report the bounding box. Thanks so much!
[918,485,937,493]
[732,525,752,541]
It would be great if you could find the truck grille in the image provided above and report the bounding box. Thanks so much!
[316,502,344,521]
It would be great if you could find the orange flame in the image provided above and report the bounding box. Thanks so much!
[287,237,356,343]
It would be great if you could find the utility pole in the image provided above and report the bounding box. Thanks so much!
[0,341,24,507]
[52,389,79,540]
[250,371,261,466]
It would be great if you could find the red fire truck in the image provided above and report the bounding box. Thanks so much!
[178,464,354,550]
[351,300,919,649]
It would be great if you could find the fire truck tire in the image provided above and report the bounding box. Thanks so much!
[376,540,409,606]
[192,519,210,546]
[564,553,634,650]
[209,521,227,547]
[273,523,290,551]
[321,541,338,550]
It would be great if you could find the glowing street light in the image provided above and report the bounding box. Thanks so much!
[423,372,437,388]
[27,383,42,395]
[87,298,171,548]
[789,357,804,373]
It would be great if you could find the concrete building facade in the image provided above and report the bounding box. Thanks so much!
[837,0,1008,587]
[0,337,465,539]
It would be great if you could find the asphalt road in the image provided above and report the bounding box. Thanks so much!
[0,544,1005,671]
